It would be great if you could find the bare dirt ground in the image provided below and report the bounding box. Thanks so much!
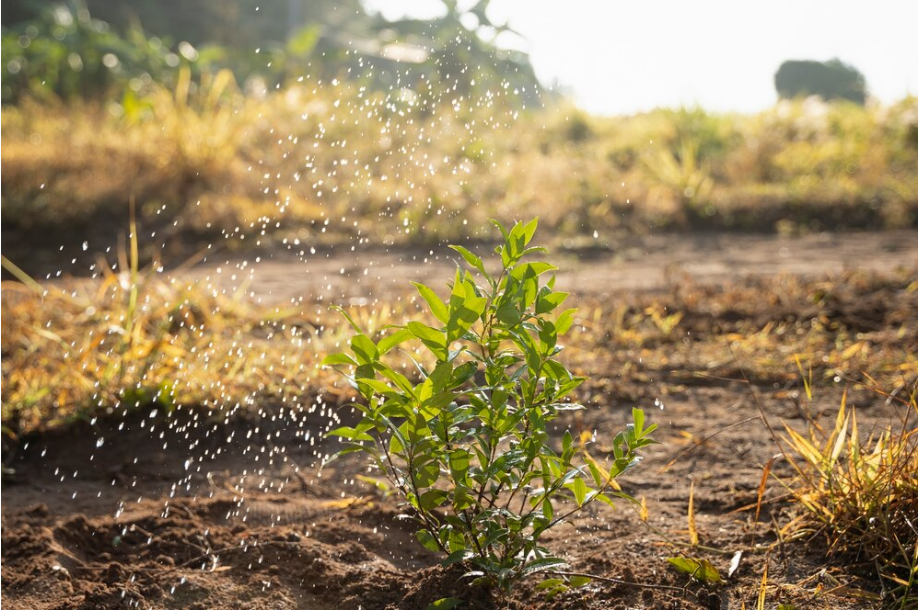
[183,230,918,304]
[3,231,917,609]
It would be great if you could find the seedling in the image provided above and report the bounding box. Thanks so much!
[323,218,656,594]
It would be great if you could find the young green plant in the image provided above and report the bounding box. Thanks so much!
[322,219,656,594]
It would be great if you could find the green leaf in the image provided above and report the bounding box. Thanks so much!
[429,361,454,393]
[509,261,557,281]
[633,407,645,436]
[555,308,577,335]
[536,290,569,314]
[378,328,413,355]
[505,223,528,263]
[557,376,586,399]
[376,363,417,397]
[569,575,592,588]
[520,217,539,245]
[416,530,441,552]
[536,578,565,590]
[585,461,604,487]
[489,218,509,240]
[594,493,616,508]
[450,361,479,387]
[413,282,450,325]
[389,433,404,455]
[407,321,446,346]
[666,557,724,584]
[350,334,379,365]
[545,584,568,600]
[443,550,474,567]
[449,245,490,280]
[327,426,373,442]
[321,352,357,367]
[379,412,409,454]
[447,528,467,553]
[542,497,553,521]
[495,303,521,325]
[524,277,540,309]
[538,321,557,352]
[522,557,568,575]
[570,477,588,506]
[320,446,366,465]
[407,321,447,359]
[543,359,571,380]
[449,267,466,303]
[414,461,440,488]
[499,244,512,267]
[452,486,473,511]
[357,378,401,398]
[419,489,449,510]
[449,449,471,480]
[330,304,364,333]
[427,598,463,610]
[555,467,582,490]
[287,23,321,56]
[447,293,487,343]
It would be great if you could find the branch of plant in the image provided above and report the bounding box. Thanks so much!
[544,570,688,593]
[383,438,449,555]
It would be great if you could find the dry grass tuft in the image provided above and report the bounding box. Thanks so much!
[775,382,918,606]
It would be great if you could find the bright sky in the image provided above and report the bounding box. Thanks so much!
[365,0,918,115]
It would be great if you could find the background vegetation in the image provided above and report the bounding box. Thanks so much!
[3,1,918,276]
[3,82,917,274]
[776,59,868,106]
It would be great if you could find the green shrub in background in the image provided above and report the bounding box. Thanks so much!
[1,1,195,102]
[322,219,656,596]
[1,0,543,106]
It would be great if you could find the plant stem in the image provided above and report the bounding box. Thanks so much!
[544,570,687,593]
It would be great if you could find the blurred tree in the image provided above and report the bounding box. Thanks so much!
[774,59,867,105]
[2,1,189,102]
[2,0,544,105]
[378,0,543,106]
[2,0,363,47]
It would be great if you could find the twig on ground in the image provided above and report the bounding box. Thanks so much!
[545,570,688,593]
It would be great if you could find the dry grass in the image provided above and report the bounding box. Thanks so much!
[0,243,338,432]
[567,270,918,402]
[0,246,432,435]
[4,258,915,437]
[3,90,917,272]
[774,383,918,607]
